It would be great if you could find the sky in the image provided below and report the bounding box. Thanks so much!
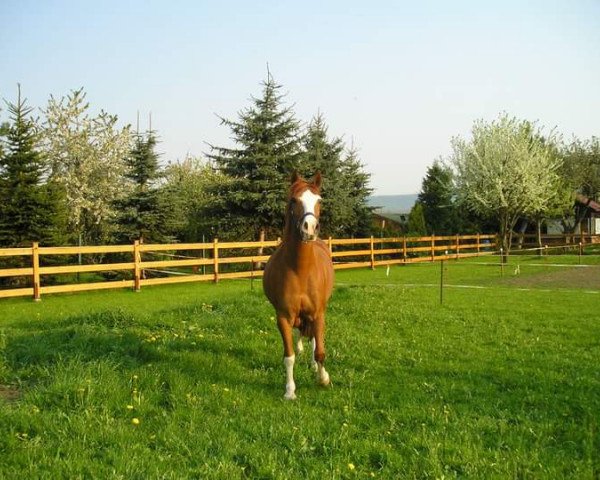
[1,0,599,195]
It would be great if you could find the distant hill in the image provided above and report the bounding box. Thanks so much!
[367,194,418,214]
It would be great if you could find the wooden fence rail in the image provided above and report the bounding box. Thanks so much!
[0,233,501,301]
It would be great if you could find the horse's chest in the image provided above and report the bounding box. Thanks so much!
[287,276,322,311]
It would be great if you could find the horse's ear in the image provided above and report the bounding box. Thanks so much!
[291,171,301,184]
[312,171,322,189]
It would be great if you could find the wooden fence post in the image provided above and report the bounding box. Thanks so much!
[476,233,481,256]
[328,236,333,257]
[455,234,460,259]
[133,240,141,292]
[370,236,375,270]
[213,238,219,283]
[403,236,407,263]
[431,236,435,262]
[32,242,41,301]
[255,229,265,270]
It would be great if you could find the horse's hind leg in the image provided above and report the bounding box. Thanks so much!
[277,316,297,400]
[310,337,318,372]
[293,328,304,354]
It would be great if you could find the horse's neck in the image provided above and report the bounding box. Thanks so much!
[283,237,316,273]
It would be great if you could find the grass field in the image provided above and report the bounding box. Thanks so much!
[1,256,599,479]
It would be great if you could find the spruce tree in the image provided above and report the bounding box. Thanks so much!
[301,115,372,237]
[407,201,428,236]
[418,160,456,234]
[0,85,58,246]
[117,130,165,243]
[301,114,349,237]
[207,73,302,240]
[341,145,373,237]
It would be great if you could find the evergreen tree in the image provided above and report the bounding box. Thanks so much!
[117,130,166,243]
[207,73,302,240]
[341,146,373,237]
[0,85,59,246]
[418,160,456,234]
[407,201,427,235]
[300,114,350,237]
[301,115,372,237]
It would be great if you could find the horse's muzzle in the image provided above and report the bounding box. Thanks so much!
[298,212,320,242]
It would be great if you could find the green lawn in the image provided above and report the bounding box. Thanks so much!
[1,260,599,479]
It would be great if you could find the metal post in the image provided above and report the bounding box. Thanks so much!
[440,258,444,305]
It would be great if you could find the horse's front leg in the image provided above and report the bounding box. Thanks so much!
[277,315,296,400]
[313,315,330,386]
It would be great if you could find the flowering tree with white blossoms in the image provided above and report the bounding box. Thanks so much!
[450,113,565,259]
[42,89,132,245]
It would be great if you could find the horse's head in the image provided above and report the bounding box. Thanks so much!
[287,171,323,242]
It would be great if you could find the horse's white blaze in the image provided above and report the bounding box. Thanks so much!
[299,190,321,236]
[284,355,296,400]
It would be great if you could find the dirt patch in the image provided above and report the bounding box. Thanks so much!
[500,265,600,290]
[0,384,21,402]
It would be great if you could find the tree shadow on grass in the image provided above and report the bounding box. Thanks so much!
[1,307,287,400]
[2,310,164,388]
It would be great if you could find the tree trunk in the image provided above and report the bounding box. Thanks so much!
[536,219,543,257]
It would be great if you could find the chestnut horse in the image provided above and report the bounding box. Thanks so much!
[263,172,335,400]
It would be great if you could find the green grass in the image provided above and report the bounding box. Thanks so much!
[1,261,599,479]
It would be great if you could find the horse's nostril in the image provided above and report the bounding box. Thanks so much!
[316,224,320,231]
[303,221,308,230]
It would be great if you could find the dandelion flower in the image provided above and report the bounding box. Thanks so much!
[348,463,355,471]
[126,405,134,410]
[132,418,140,426]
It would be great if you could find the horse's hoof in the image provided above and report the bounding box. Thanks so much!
[319,371,330,387]
[284,392,297,400]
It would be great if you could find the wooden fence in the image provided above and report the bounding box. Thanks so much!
[510,233,599,250]
[0,234,499,301]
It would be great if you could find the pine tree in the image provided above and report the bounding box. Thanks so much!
[300,115,372,237]
[207,73,302,240]
[117,129,165,243]
[0,85,58,246]
[407,201,427,235]
[418,160,456,234]
[341,145,373,237]
[300,114,349,237]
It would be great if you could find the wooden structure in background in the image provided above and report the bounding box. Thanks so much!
[8,233,595,301]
